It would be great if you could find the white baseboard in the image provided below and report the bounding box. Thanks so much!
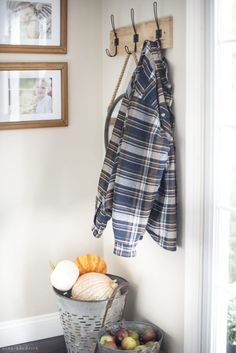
[0,312,63,348]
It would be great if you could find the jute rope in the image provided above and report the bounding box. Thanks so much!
[108,52,139,109]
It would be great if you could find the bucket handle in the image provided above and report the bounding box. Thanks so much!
[102,281,129,327]
[94,281,129,353]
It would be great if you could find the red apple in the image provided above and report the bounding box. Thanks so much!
[115,327,128,345]
[141,328,156,343]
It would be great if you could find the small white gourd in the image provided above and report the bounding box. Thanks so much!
[72,272,118,300]
[50,260,79,291]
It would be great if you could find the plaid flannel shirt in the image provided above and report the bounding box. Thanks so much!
[92,40,177,257]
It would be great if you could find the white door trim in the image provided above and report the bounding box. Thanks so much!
[184,0,206,352]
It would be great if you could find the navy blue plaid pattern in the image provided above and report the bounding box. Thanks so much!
[92,40,177,257]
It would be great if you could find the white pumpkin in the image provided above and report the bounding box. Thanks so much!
[50,260,79,291]
[72,272,118,300]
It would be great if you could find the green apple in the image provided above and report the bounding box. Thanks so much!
[127,329,139,341]
[121,336,137,350]
[145,341,155,347]
[100,335,114,345]
[145,341,160,350]
[104,341,117,349]
[134,345,146,351]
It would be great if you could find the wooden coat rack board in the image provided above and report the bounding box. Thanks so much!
[109,16,173,54]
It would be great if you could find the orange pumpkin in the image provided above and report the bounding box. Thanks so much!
[74,254,107,275]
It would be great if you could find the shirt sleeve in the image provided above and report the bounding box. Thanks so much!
[146,140,177,251]
[92,94,130,238]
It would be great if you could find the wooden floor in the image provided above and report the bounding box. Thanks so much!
[0,336,164,353]
[0,336,67,353]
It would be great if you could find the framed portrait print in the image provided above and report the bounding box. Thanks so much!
[0,62,68,130]
[0,0,67,53]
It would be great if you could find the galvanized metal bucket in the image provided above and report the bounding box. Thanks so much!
[53,274,129,353]
[97,320,164,353]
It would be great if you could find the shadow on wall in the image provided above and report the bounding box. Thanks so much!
[124,282,139,320]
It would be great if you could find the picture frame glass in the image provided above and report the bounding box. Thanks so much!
[0,68,63,124]
[0,0,60,46]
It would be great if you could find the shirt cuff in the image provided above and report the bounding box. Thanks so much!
[113,239,138,257]
[91,223,105,238]
[92,202,111,238]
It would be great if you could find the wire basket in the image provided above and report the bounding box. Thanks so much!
[53,274,129,353]
[97,320,164,353]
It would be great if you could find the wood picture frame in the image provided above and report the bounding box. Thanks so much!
[0,62,68,130]
[0,0,67,54]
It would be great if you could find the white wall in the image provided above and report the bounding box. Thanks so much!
[0,1,186,352]
[101,1,186,353]
[0,0,103,322]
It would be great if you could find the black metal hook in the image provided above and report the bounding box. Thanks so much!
[106,14,119,57]
[125,8,139,54]
[153,1,162,40]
